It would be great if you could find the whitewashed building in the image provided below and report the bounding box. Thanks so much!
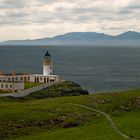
[0,81,24,92]
[0,51,60,92]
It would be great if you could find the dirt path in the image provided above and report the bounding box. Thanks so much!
[69,103,139,140]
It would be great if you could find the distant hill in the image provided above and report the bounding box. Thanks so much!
[1,31,140,46]
[115,31,140,40]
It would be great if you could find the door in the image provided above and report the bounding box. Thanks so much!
[44,78,46,83]
[35,77,39,83]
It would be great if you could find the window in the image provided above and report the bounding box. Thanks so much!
[6,84,8,88]
[50,79,55,82]
[1,84,3,88]
[21,77,23,80]
[10,85,13,88]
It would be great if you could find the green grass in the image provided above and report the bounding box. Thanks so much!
[25,82,41,89]
[112,112,140,138]
[0,88,140,140]
[13,117,124,140]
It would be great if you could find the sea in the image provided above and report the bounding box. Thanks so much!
[0,45,140,93]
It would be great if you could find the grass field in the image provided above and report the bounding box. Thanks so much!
[0,88,140,140]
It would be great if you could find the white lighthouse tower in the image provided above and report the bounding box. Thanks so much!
[43,51,53,75]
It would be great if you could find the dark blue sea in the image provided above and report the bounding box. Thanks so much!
[0,45,140,93]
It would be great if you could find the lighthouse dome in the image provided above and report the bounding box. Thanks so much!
[44,51,51,58]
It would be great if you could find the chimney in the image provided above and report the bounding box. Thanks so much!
[24,72,29,75]
[0,71,4,76]
[12,71,16,76]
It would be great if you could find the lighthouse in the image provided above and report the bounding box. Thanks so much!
[43,51,53,75]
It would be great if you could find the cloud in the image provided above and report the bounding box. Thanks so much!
[0,0,27,9]
[0,0,139,41]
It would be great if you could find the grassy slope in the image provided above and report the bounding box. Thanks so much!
[0,88,140,140]
[14,118,124,140]
[28,81,88,98]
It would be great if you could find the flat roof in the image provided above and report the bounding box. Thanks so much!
[0,73,28,76]
[0,74,60,77]
[30,74,59,76]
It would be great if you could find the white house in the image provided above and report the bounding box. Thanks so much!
[0,81,24,92]
[0,51,60,92]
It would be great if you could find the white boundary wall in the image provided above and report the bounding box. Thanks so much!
[0,82,59,98]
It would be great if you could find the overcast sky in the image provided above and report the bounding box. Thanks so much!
[0,0,140,41]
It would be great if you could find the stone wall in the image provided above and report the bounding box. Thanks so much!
[0,82,59,98]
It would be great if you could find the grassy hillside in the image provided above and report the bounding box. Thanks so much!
[0,86,140,140]
[28,81,89,98]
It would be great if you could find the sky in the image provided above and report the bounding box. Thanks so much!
[0,0,140,41]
